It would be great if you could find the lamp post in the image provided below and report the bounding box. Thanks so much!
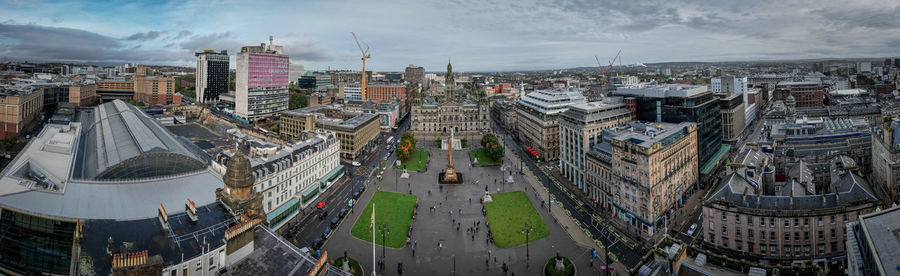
[522,222,532,268]
[452,254,456,276]
[380,223,389,269]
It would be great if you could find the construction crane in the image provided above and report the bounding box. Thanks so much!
[351,32,371,101]
[595,49,622,94]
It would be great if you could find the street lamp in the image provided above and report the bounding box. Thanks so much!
[380,223,389,269]
[522,222,532,268]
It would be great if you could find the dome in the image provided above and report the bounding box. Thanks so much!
[785,94,796,104]
[223,151,255,189]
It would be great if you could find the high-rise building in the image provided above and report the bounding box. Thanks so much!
[515,89,586,161]
[846,206,900,276]
[405,64,425,87]
[614,84,723,183]
[195,49,229,103]
[558,99,632,194]
[236,40,290,121]
[718,92,746,142]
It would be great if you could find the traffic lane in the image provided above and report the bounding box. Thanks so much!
[502,131,643,267]
[295,176,360,248]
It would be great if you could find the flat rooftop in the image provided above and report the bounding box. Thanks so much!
[222,226,350,276]
[615,84,708,98]
[858,206,900,272]
[605,121,694,149]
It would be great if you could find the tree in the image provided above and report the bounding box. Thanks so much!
[290,92,308,109]
[396,132,417,161]
[481,134,503,161]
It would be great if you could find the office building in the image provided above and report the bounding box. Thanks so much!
[845,206,900,276]
[559,99,632,193]
[490,99,518,131]
[871,121,900,203]
[344,85,362,100]
[703,149,879,271]
[195,49,229,103]
[615,84,723,183]
[773,81,825,107]
[586,121,698,236]
[236,41,290,121]
[0,88,43,138]
[69,82,97,106]
[280,106,381,160]
[719,92,746,142]
[134,76,180,105]
[213,130,341,230]
[515,88,585,161]
[366,84,406,102]
[857,62,872,73]
[96,79,135,101]
[405,64,425,87]
[770,117,872,187]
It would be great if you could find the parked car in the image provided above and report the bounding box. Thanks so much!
[322,228,332,239]
[352,161,361,167]
[318,210,328,220]
[339,208,349,218]
[687,223,698,236]
[312,238,324,250]
[353,191,361,199]
[358,185,366,192]
[330,217,340,228]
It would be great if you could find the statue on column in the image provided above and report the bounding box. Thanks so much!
[441,128,460,183]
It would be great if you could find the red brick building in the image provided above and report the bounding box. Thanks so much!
[134,76,181,105]
[773,81,824,107]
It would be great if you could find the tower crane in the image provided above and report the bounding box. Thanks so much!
[351,32,371,101]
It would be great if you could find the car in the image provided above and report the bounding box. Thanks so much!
[318,210,329,220]
[353,191,361,199]
[330,217,340,228]
[339,208,348,218]
[687,223,698,236]
[359,185,366,192]
[322,228,332,239]
[312,238,324,250]
[299,247,311,255]
[390,148,394,153]
[352,161,361,167]
[316,201,326,209]
[383,156,388,161]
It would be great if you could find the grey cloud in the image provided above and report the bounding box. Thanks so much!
[0,23,188,63]
[125,30,164,41]
[814,6,900,30]
[282,40,333,62]
[179,32,236,52]
[172,30,192,40]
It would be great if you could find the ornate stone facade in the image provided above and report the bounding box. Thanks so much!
[411,60,489,140]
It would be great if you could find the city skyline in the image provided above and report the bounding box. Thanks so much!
[1,0,899,71]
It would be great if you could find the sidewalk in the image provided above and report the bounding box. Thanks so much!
[506,146,629,273]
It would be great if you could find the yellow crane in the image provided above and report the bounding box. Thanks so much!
[351,32,371,101]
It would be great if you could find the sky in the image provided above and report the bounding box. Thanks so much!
[1,0,900,72]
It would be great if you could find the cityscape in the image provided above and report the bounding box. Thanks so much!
[1,1,900,275]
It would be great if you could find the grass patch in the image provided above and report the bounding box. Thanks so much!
[393,149,429,172]
[332,257,363,276]
[544,256,575,276]
[484,191,549,248]
[469,149,502,166]
[351,191,417,248]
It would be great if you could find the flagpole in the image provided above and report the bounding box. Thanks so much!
[372,203,376,276]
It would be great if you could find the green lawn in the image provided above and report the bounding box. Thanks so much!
[351,191,417,248]
[484,192,549,248]
[394,149,429,172]
[469,149,502,166]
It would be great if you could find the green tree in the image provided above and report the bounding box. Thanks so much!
[481,133,503,161]
[289,92,308,109]
[396,132,417,161]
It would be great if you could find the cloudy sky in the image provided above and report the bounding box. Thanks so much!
[1,0,899,72]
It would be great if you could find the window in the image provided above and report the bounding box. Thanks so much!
[784,232,790,241]
[831,229,836,238]
[736,227,742,238]
[736,215,741,224]
[804,218,808,227]
[770,231,776,241]
[784,219,790,227]
[785,247,791,256]
[770,245,777,253]
[804,232,809,241]
[818,217,823,226]
[818,244,825,254]
[760,231,765,240]
[749,230,754,239]
[794,218,799,227]
[770,218,775,227]
[722,225,727,235]
[760,244,767,253]
[831,242,838,252]
[830,215,835,224]
[722,212,727,221]
[748,216,754,226]
[818,230,824,240]
[794,232,800,241]
[794,246,801,254]
[209,255,215,268]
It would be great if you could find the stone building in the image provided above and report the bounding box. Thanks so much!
[702,149,880,273]
[410,60,490,141]
[871,121,900,203]
[558,98,631,193]
[515,88,585,161]
[585,121,698,236]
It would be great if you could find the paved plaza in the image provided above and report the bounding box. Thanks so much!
[323,142,605,275]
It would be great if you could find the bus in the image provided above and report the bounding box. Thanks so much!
[386,136,394,145]
[257,128,269,135]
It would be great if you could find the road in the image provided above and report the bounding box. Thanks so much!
[284,114,412,250]
[492,121,645,268]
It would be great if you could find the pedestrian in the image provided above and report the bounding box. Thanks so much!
[452,219,455,225]
[469,198,471,204]
[459,208,462,214]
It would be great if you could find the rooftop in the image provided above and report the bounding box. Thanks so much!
[316,113,378,131]
[615,84,708,98]
[604,121,695,149]
[857,206,900,273]
[222,226,350,276]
